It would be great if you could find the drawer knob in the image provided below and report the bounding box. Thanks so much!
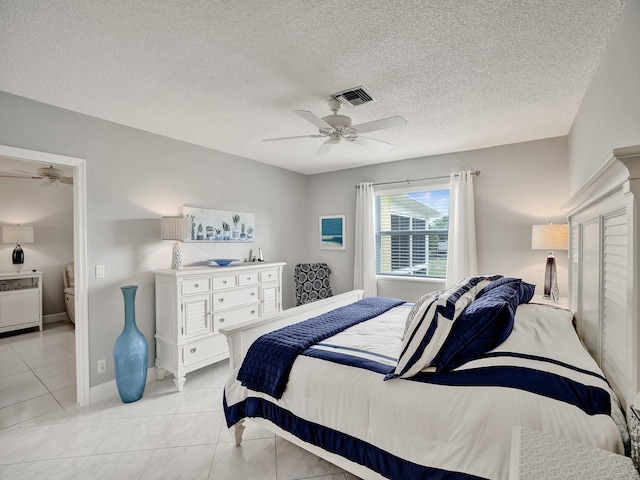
[251,310,255,315]
[222,280,227,284]
[190,348,197,354]
[250,292,255,297]
[219,298,224,303]
[219,318,225,323]
[194,283,199,288]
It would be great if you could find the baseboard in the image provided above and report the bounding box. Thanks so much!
[44,312,70,324]
[88,366,157,405]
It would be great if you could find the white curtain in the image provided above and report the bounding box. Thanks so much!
[446,171,478,287]
[354,182,377,297]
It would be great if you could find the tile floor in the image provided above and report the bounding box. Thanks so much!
[0,322,361,479]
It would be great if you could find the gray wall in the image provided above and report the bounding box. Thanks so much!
[0,90,571,389]
[0,91,309,387]
[305,137,569,302]
[568,0,640,192]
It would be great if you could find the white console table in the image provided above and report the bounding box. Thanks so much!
[0,271,43,334]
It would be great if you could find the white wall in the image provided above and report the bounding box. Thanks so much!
[0,171,73,317]
[568,0,640,192]
[0,91,309,388]
[306,137,570,302]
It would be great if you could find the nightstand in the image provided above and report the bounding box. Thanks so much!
[531,294,568,310]
[0,271,43,334]
[509,426,639,479]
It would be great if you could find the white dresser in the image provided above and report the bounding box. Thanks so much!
[153,262,285,390]
[0,271,43,334]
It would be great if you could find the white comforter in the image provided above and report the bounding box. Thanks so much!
[224,302,623,480]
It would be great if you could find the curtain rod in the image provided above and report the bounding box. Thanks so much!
[356,170,480,188]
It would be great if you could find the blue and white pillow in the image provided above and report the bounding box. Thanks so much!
[385,275,501,380]
[402,290,441,340]
[430,277,535,372]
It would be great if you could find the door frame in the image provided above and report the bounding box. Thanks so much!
[0,144,89,406]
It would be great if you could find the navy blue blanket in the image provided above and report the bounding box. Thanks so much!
[236,296,405,399]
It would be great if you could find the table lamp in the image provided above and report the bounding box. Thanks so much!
[2,225,35,272]
[161,217,191,269]
[531,223,568,302]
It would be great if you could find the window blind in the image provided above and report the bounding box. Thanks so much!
[375,188,449,279]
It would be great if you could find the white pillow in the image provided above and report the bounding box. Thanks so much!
[403,291,440,341]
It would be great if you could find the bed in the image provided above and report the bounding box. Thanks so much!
[221,145,640,480]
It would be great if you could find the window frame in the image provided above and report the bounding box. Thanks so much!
[374,183,450,280]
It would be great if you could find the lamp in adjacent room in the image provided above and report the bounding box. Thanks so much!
[2,225,35,273]
[531,223,568,302]
[161,216,191,270]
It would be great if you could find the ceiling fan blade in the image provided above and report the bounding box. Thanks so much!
[294,110,333,129]
[316,140,335,156]
[0,171,40,179]
[263,134,324,142]
[350,136,395,151]
[60,177,73,185]
[351,116,407,135]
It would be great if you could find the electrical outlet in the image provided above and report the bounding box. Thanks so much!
[97,358,106,374]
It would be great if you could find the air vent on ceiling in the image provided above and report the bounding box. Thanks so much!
[331,86,376,108]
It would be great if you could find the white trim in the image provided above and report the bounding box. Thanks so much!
[0,145,89,407]
[562,145,640,216]
[376,275,445,285]
[373,181,449,196]
[89,367,157,404]
[43,313,70,324]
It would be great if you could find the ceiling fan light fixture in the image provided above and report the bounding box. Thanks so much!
[321,114,352,128]
[263,99,406,153]
[37,166,63,179]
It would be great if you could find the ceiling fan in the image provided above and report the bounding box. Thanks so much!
[263,99,407,155]
[0,165,73,186]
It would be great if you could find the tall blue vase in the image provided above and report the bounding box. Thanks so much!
[114,285,148,403]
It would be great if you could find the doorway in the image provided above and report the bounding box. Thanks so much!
[0,145,89,406]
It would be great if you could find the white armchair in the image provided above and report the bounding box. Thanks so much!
[63,264,75,324]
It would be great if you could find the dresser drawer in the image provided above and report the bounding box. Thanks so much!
[260,268,279,283]
[238,271,259,286]
[182,334,227,366]
[214,303,259,330]
[212,275,237,290]
[181,277,211,295]
[213,286,259,311]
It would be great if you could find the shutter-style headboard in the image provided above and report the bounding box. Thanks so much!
[562,145,640,414]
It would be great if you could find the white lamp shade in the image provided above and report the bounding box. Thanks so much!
[161,217,191,241]
[531,224,568,251]
[2,225,34,244]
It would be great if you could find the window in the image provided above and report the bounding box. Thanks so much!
[375,187,449,279]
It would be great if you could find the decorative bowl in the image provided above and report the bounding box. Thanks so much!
[208,258,239,267]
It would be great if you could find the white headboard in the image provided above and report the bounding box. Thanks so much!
[562,145,640,414]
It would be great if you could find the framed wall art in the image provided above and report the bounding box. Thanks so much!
[319,215,345,250]
[182,206,255,242]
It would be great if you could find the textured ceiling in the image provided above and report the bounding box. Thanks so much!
[0,1,626,175]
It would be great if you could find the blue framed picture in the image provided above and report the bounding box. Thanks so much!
[319,215,346,250]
